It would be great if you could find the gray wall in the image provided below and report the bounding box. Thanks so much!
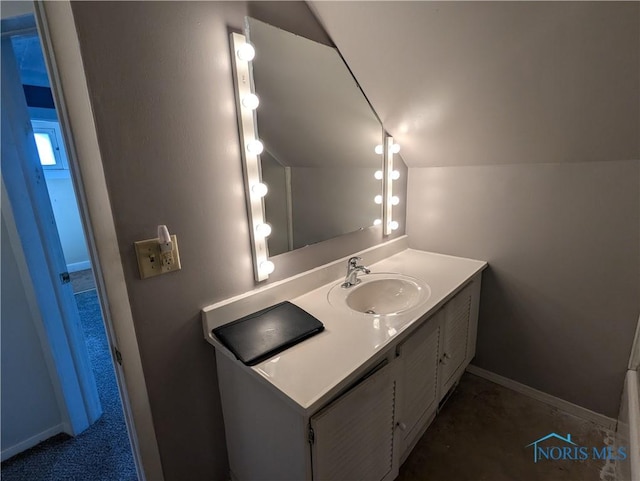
[408,161,639,417]
[0,1,34,18]
[1,191,63,458]
[69,2,405,479]
[311,2,640,418]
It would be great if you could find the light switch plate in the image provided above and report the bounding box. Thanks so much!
[134,234,181,279]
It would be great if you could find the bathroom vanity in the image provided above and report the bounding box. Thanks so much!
[219,20,485,479]
[202,241,487,481]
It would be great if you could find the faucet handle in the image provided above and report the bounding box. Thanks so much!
[347,256,361,267]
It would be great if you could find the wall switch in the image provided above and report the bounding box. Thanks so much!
[134,234,181,279]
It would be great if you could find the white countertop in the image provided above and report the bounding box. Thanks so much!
[205,248,486,413]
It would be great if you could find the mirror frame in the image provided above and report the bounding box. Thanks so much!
[383,135,401,235]
[230,32,272,281]
[230,32,401,282]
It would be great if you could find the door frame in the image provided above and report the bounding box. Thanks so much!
[2,32,102,437]
[32,2,164,480]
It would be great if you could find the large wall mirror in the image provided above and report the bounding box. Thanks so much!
[246,18,384,257]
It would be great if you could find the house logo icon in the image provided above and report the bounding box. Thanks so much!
[525,433,577,463]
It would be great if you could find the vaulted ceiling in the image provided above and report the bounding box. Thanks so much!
[309,2,640,168]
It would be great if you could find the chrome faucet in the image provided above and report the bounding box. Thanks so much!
[341,256,370,288]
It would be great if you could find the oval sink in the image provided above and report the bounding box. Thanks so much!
[328,273,431,316]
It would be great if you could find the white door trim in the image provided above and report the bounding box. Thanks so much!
[34,2,164,480]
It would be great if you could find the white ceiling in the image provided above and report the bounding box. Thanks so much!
[309,2,639,168]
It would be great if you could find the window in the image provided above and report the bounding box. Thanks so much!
[31,119,68,170]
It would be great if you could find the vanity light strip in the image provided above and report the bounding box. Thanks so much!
[383,135,394,236]
[230,32,272,281]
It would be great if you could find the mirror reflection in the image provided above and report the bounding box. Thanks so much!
[246,18,384,256]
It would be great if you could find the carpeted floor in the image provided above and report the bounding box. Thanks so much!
[1,290,137,481]
[69,269,96,293]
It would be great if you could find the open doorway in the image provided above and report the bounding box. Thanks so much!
[1,13,137,481]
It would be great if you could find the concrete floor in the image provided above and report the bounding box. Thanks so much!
[397,373,615,481]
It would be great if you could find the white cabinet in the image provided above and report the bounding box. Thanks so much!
[396,277,481,461]
[215,273,482,481]
[396,311,442,459]
[311,361,398,481]
[440,280,478,396]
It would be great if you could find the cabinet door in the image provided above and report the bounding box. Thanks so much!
[440,282,474,396]
[396,313,441,457]
[310,361,398,481]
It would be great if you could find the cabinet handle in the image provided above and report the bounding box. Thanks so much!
[397,422,407,431]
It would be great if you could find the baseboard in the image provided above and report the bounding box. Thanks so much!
[466,365,616,430]
[66,260,91,273]
[1,423,64,462]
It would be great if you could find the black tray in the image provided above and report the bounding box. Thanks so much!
[212,301,324,366]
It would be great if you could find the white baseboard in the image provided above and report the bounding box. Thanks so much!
[1,423,64,461]
[66,260,91,273]
[466,365,616,430]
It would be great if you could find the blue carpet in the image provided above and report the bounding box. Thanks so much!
[1,290,137,481]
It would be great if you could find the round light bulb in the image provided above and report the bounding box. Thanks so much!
[251,182,268,197]
[236,43,255,62]
[374,170,383,180]
[374,145,383,155]
[391,143,401,154]
[260,260,275,275]
[255,223,272,237]
[389,220,399,231]
[374,195,383,205]
[391,196,400,206]
[391,170,400,180]
[373,219,382,226]
[246,139,264,155]
[241,93,260,110]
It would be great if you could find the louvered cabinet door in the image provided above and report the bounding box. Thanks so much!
[310,361,398,481]
[396,313,441,457]
[440,281,474,395]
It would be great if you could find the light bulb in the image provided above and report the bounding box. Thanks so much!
[374,195,383,205]
[236,43,255,62]
[260,260,275,275]
[373,219,382,226]
[251,182,268,197]
[391,170,400,180]
[246,140,264,155]
[242,93,260,110]
[255,223,272,237]
[374,170,383,180]
[389,220,399,230]
[391,143,401,154]
[374,145,383,155]
[391,196,400,206]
